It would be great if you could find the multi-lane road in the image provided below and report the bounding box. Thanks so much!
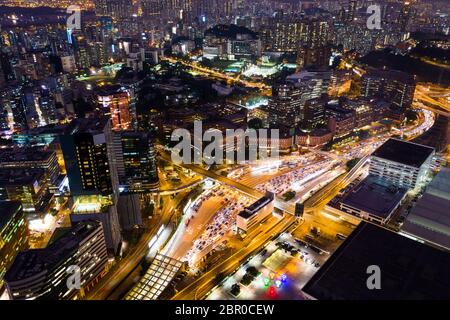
[171,215,297,300]
[85,192,189,300]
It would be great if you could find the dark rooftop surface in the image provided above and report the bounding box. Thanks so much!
[239,196,272,219]
[0,168,45,185]
[0,201,22,231]
[4,220,102,282]
[303,222,450,300]
[341,175,407,219]
[372,138,434,168]
[401,168,450,249]
[0,147,54,163]
[68,117,109,135]
[364,68,416,84]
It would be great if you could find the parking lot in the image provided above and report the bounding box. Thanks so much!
[206,232,328,300]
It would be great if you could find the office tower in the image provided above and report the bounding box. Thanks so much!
[4,220,108,300]
[370,139,435,189]
[96,85,135,131]
[0,52,15,83]
[286,68,332,107]
[297,46,331,69]
[113,131,159,191]
[342,98,373,129]
[361,69,416,113]
[0,201,28,287]
[267,83,303,127]
[61,118,122,254]
[326,102,356,137]
[0,147,61,187]
[302,95,327,131]
[0,168,49,214]
[38,86,58,126]
[88,42,108,67]
[72,34,91,70]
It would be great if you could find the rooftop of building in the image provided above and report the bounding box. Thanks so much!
[401,168,450,249]
[4,220,103,283]
[364,68,416,84]
[0,168,45,186]
[68,117,110,135]
[13,123,70,136]
[340,175,407,219]
[303,222,450,300]
[239,195,273,219]
[0,147,55,163]
[0,201,22,231]
[372,138,435,168]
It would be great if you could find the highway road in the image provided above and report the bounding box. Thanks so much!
[163,195,225,260]
[85,192,188,300]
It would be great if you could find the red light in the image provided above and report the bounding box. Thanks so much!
[268,286,277,299]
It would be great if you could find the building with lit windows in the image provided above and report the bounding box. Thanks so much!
[61,118,122,254]
[4,220,108,300]
[112,131,159,191]
[0,201,28,288]
[0,147,60,186]
[361,69,416,113]
[273,17,329,52]
[267,83,304,127]
[236,193,274,233]
[302,95,327,131]
[370,139,435,190]
[96,85,135,131]
[204,24,261,60]
[342,98,374,129]
[0,168,49,215]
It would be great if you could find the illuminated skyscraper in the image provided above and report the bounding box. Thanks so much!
[96,85,136,131]
[61,118,122,253]
[0,201,28,288]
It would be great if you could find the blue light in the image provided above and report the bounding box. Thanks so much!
[67,29,73,44]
